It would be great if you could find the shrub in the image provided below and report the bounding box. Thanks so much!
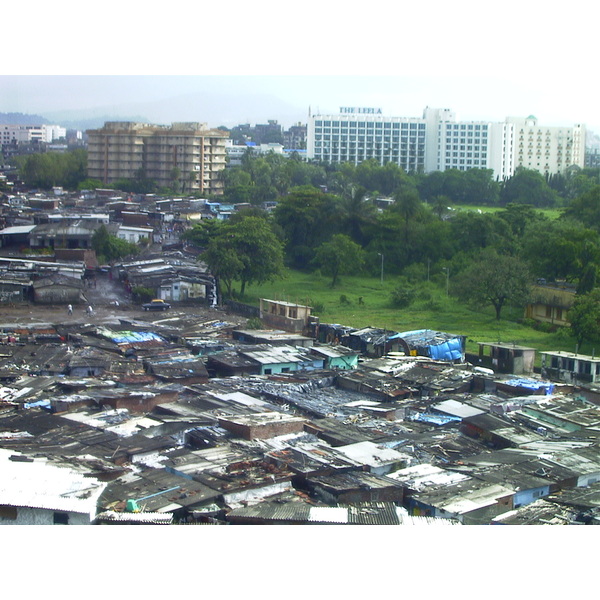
[390,287,416,308]
[132,286,155,302]
[312,302,325,315]
[246,317,263,329]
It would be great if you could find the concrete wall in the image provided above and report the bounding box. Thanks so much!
[0,506,93,525]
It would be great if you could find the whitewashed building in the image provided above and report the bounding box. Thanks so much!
[506,115,586,176]
[307,106,585,178]
[0,450,107,525]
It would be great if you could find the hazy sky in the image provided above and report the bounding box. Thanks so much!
[2,2,599,132]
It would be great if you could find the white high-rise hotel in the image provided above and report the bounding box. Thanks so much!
[307,106,585,178]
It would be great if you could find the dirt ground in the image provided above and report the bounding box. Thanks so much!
[0,272,247,329]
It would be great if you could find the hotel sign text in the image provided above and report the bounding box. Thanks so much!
[340,107,383,114]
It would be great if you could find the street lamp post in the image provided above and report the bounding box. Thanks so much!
[442,267,449,296]
[378,253,384,284]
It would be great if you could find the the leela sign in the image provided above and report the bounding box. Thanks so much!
[339,107,383,114]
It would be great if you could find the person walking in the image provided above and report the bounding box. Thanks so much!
[67,304,73,315]
[87,305,93,316]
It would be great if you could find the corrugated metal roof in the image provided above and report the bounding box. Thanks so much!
[95,510,173,524]
[0,225,37,234]
[0,450,107,514]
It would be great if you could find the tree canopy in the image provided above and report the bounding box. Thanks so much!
[454,250,532,319]
[569,289,600,347]
[312,234,366,287]
[91,225,139,263]
[200,215,285,297]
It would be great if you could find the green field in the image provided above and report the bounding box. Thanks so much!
[241,269,589,363]
[454,205,564,220]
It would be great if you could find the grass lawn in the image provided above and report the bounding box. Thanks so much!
[454,205,564,220]
[240,269,589,364]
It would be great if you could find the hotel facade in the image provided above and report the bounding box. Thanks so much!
[307,107,585,179]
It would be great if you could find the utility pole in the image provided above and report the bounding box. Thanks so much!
[442,267,449,296]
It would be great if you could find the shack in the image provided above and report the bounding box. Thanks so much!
[475,342,536,375]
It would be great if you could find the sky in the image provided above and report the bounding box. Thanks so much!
[2,1,599,134]
[2,74,597,133]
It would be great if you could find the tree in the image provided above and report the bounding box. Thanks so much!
[562,186,600,232]
[500,168,559,207]
[16,149,88,190]
[462,168,500,205]
[338,185,377,245]
[231,216,286,295]
[201,216,285,297]
[392,188,422,248]
[454,250,532,319]
[449,211,513,255]
[312,234,365,287]
[577,264,597,295]
[181,219,223,249]
[273,185,340,268]
[520,219,600,282]
[430,194,452,219]
[202,243,244,298]
[569,289,600,347]
[497,203,546,238]
[91,225,139,263]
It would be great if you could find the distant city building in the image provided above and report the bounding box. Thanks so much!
[586,147,600,169]
[86,122,229,195]
[225,139,285,166]
[0,124,66,146]
[283,123,307,150]
[307,106,587,178]
[228,120,284,146]
[585,132,600,168]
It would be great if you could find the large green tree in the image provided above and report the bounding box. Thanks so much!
[201,216,285,297]
[562,186,600,231]
[520,219,600,282]
[91,225,139,263]
[569,289,600,347]
[273,185,340,269]
[312,234,365,287]
[500,167,559,207]
[17,149,88,190]
[454,250,532,319]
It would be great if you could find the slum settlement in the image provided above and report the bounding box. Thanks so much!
[1,191,600,525]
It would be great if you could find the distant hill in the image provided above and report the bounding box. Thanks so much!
[48,115,151,131]
[0,112,50,125]
[0,112,151,132]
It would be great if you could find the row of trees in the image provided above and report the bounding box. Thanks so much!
[185,171,600,323]
[14,149,88,190]
[11,147,600,333]
[14,147,600,210]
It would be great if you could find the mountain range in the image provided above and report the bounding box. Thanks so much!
[1,89,310,131]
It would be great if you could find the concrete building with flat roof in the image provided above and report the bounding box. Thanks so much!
[86,121,228,195]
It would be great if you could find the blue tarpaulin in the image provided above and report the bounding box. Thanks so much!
[428,338,464,361]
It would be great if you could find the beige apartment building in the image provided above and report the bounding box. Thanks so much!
[506,116,586,176]
[86,122,229,194]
